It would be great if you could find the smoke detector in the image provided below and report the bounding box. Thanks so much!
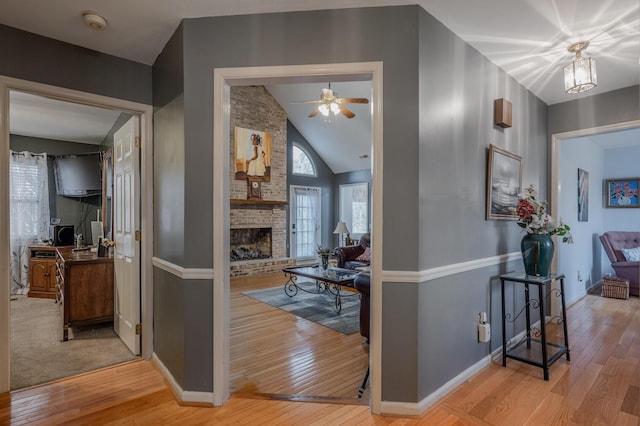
[82,11,108,31]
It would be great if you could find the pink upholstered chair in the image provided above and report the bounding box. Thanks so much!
[599,231,640,297]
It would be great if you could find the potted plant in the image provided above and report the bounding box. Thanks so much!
[316,245,332,270]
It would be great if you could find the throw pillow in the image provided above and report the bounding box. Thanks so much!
[621,246,640,262]
[356,247,371,262]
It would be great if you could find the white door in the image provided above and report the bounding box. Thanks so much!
[290,186,321,259]
[113,116,141,355]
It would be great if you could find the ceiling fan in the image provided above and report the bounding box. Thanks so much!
[292,83,369,119]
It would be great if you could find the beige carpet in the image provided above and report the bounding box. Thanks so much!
[10,295,138,390]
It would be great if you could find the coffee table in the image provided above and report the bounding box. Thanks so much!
[282,265,359,313]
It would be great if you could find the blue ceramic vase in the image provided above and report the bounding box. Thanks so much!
[521,234,554,277]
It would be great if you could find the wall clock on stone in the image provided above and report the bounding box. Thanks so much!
[248,176,262,200]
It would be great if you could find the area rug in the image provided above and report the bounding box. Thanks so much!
[242,284,360,335]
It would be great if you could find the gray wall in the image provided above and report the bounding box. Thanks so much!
[152,5,552,402]
[286,120,335,252]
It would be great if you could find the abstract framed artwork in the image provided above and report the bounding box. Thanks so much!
[605,178,639,208]
[234,126,272,181]
[486,144,522,220]
[577,168,589,221]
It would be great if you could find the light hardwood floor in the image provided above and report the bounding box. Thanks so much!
[1,286,638,425]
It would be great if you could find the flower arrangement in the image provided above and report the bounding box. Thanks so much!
[316,245,333,256]
[512,185,573,243]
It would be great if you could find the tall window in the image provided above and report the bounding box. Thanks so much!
[339,182,369,237]
[292,144,316,176]
[10,151,50,295]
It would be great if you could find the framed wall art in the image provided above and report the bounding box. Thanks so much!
[486,144,522,220]
[234,126,272,182]
[577,168,589,221]
[605,178,639,208]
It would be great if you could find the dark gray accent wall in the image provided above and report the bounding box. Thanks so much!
[286,120,335,252]
[0,24,151,104]
[549,85,640,136]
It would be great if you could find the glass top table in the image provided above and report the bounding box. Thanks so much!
[282,265,360,313]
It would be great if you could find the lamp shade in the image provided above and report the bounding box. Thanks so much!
[333,221,349,234]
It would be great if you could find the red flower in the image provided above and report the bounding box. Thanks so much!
[516,199,535,219]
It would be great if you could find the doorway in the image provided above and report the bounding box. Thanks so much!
[290,185,321,260]
[0,76,154,393]
[213,62,383,412]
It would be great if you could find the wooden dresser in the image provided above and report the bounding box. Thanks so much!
[55,248,114,341]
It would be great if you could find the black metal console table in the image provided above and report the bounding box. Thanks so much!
[500,272,570,380]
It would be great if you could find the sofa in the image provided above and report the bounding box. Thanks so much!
[599,231,640,297]
[354,272,370,342]
[334,233,370,269]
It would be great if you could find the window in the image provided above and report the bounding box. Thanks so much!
[339,182,369,237]
[292,144,316,176]
[290,186,321,259]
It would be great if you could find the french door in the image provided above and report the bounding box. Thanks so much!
[290,186,321,260]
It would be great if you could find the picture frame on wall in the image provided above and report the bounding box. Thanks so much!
[605,178,639,208]
[234,126,272,182]
[486,144,522,220]
[578,168,589,221]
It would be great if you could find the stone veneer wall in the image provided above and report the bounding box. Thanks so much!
[229,86,294,276]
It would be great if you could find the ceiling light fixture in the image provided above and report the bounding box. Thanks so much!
[563,41,597,94]
[82,11,108,31]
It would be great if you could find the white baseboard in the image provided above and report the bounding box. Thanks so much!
[152,353,214,406]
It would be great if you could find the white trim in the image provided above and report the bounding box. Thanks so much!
[213,62,383,412]
[152,353,214,406]
[152,257,215,280]
[381,349,495,416]
[0,75,154,393]
[382,252,522,283]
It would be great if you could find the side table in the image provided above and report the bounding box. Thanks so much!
[500,272,570,380]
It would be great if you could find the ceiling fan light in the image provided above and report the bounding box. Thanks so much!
[330,102,340,115]
[318,104,329,116]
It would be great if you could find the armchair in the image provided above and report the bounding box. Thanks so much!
[334,233,370,270]
[599,231,640,297]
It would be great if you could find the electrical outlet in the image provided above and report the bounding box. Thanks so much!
[478,323,491,342]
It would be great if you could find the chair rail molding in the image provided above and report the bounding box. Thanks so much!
[152,257,214,280]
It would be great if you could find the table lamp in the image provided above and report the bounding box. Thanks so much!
[333,221,350,246]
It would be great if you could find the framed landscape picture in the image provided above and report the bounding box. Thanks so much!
[605,178,639,208]
[486,144,522,220]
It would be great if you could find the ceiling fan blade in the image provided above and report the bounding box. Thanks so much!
[308,109,320,118]
[338,105,355,119]
[337,97,369,104]
[291,100,323,104]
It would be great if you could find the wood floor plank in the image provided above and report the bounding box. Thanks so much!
[1,287,638,425]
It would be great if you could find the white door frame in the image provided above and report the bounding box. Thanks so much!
[0,76,154,393]
[213,62,383,412]
[549,119,640,315]
[289,185,322,260]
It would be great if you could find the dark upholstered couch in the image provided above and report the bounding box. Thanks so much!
[354,272,370,342]
[599,231,640,297]
[334,233,370,269]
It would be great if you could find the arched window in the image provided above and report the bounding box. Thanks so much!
[292,144,316,176]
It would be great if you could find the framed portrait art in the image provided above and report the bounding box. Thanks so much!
[234,126,272,182]
[605,178,639,208]
[486,144,522,220]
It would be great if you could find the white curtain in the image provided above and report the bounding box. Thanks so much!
[10,151,50,295]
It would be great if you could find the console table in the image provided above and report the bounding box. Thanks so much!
[56,248,114,341]
[500,272,570,380]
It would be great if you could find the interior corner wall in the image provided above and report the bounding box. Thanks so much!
[180,6,421,400]
[287,120,336,252]
[413,7,549,401]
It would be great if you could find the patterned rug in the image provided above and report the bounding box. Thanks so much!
[242,284,361,335]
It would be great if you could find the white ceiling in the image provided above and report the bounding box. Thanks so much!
[2,0,638,170]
